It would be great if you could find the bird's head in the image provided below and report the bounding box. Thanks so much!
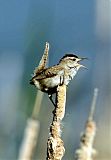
[59,54,87,70]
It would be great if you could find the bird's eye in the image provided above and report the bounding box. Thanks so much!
[73,58,76,61]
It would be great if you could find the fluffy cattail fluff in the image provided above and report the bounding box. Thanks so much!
[75,88,98,160]
[47,85,66,160]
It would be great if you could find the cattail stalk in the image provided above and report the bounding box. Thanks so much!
[18,118,40,160]
[47,84,66,160]
[75,88,99,160]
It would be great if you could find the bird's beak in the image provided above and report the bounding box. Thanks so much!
[77,57,88,62]
[76,57,88,69]
[79,64,88,69]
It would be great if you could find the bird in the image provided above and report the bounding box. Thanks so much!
[30,54,87,106]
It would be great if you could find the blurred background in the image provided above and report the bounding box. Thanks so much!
[0,0,110,160]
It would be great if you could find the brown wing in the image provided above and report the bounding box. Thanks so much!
[34,65,64,80]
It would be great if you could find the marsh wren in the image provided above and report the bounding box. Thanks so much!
[30,45,87,106]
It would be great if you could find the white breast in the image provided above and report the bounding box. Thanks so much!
[64,68,77,85]
[70,68,77,79]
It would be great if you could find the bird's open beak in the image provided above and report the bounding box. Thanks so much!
[77,57,88,69]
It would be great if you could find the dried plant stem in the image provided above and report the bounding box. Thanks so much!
[88,88,98,121]
[18,91,43,160]
[32,90,44,119]
[47,85,66,160]
[18,118,40,160]
[75,88,99,160]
